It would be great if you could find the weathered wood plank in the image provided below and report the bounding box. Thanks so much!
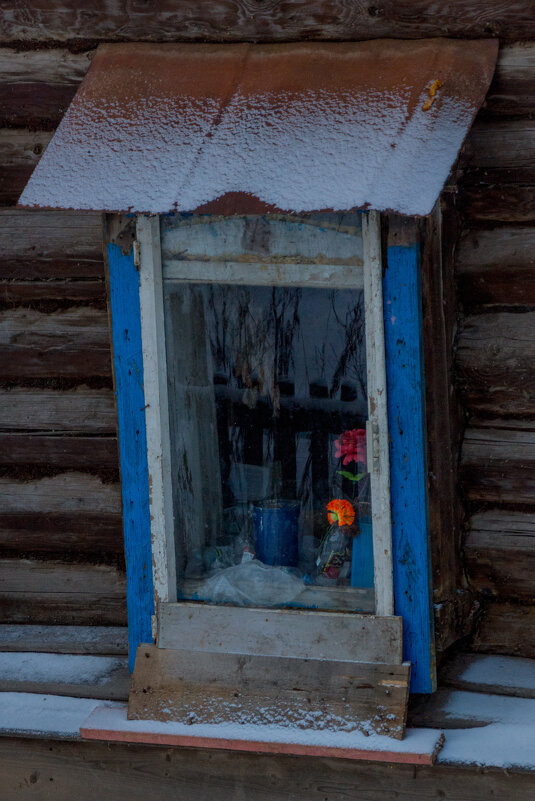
[0,472,121,513]
[465,508,535,599]
[3,737,535,801]
[158,604,403,664]
[484,43,535,117]
[0,559,127,625]
[0,209,103,273]
[462,185,535,225]
[1,2,534,42]
[456,312,535,417]
[0,279,106,305]
[0,433,118,470]
[0,307,111,377]
[461,428,535,505]
[456,227,535,309]
[0,388,115,433]
[129,644,410,739]
[0,128,52,205]
[441,653,535,699]
[0,512,123,555]
[0,652,130,700]
[462,120,535,186]
[420,202,466,653]
[0,625,128,654]
[0,48,91,127]
[472,602,535,659]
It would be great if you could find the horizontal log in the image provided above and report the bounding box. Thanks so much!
[0,306,111,377]
[0,209,103,274]
[0,472,121,514]
[472,601,535,659]
[0,433,118,470]
[0,279,106,305]
[456,311,535,416]
[0,387,116,433]
[465,510,535,598]
[0,651,130,700]
[1,2,535,42]
[461,428,535,505]
[0,624,128,654]
[0,48,91,127]
[484,43,535,117]
[456,227,535,307]
[0,128,52,205]
[462,120,535,185]
[0,558,127,625]
[0,512,123,555]
[461,185,535,225]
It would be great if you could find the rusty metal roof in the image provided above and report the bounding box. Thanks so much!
[19,40,497,216]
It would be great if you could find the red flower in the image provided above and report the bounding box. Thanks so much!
[327,499,355,527]
[334,429,367,466]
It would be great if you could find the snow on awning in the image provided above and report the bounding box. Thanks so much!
[18,40,498,217]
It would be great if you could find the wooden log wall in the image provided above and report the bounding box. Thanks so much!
[455,43,535,659]
[0,10,534,660]
[0,47,126,626]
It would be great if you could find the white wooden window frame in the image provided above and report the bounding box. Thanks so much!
[137,211,394,632]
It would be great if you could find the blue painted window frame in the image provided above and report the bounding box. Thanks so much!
[107,216,435,692]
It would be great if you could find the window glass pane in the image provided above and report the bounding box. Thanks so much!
[163,215,374,612]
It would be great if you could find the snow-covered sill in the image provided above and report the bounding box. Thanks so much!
[2,691,535,771]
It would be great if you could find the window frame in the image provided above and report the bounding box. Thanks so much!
[106,210,435,693]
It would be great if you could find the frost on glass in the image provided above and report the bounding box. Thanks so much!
[165,280,374,612]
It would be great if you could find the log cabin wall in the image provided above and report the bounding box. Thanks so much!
[0,5,533,662]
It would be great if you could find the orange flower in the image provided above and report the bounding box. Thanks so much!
[326,499,355,527]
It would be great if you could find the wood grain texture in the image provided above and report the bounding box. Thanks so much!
[1,2,534,42]
[0,48,91,127]
[1,738,535,801]
[129,644,410,739]
[0,209,103,265]
[0,279,106,305]
[461,428,535,505]
[0,387,115,433]
[472,602,535,659]
[465,510,535,599]
[420,202,466,653]
[463,120,535,185]
[0,558,127,625]
[484,43,535,117]
[0,472,121,514]
[0,307,111,377]
[0,624,128,654]
[158,604,403,664]
[0,512,123,555]
[456,311,535,417]
[461,185,535,225]
[0,128,52,205]
[0,433,118,469]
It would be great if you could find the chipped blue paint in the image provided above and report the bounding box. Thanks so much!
[384,242,435,693]
[107,242,154,672]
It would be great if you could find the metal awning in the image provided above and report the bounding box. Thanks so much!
[18,40,497,217]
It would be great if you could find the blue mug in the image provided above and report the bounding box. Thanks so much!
[252,500,300,567]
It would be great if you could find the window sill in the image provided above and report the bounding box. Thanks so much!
[80,703,444,765]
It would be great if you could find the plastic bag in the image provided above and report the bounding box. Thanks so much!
[193,559,304,607]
